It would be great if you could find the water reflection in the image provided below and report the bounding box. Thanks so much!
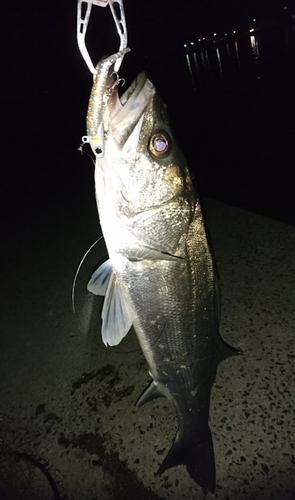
[192,52,199,74]
[234,40,240,66]
[204,49,210,71]
[185,53,193,78]
[250,35,260,63]
[215,47,222,73]
[183,20,294,86]
[184,36,249,81]
[200,51,205,69]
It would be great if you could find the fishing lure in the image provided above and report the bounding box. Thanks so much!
[77,0,129,157]
[81,48,130,158]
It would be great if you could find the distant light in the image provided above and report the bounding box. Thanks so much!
[284,6,287,10]
[224,33,227,36]
[233,30,236,34]
[198,38,201,42]
[249,28,255,32]
[202,37,206,40]
[213,33,217,36]
[184,44,187,48]
[190,42,194,45]
[253,18,256,22]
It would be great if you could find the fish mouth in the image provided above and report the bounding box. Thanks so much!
[106,70,155,151]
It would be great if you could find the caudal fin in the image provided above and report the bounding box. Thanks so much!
[158,430,216,493]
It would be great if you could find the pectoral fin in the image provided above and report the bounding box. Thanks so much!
[87,259,112,296]
[87,259,134,346]
[101,271,134,347]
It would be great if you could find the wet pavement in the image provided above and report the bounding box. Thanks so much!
[1,172,295,499]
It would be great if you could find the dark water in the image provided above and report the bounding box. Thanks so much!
[168,18,295,224]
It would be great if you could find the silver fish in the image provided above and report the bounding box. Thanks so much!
[85,50,240,492]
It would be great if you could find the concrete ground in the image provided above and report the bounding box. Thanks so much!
[1,168,295,499]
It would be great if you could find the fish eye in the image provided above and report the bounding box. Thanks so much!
[149,133,170,158]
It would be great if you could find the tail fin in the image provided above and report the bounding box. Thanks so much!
[158,430,216,493]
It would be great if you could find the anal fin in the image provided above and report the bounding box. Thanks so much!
[136,380,164,407]
[218,337,243,363]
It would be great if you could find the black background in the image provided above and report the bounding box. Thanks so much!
[2,0,295,237]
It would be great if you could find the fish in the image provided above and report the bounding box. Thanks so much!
[84,49,240,492]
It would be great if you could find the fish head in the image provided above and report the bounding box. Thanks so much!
[101,69,194,217]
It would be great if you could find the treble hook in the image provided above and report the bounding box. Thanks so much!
[105,73,126,98]
[77,0,128,74]
[112,71,126,88]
